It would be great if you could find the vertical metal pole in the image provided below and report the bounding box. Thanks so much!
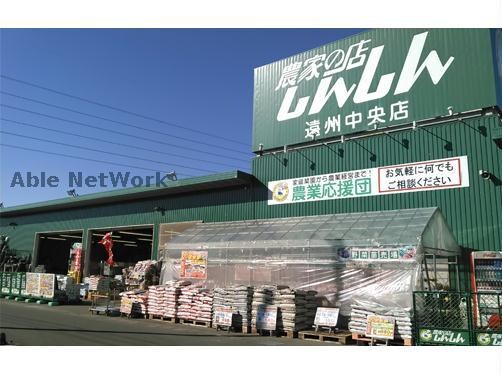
[433,254,437,289]
[82,229,92,278]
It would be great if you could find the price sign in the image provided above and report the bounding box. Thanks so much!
[314,307,340,327]
[366,315,395,340]
[256,306,277,330]
[214,307,234,327]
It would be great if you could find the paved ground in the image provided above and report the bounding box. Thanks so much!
[0,299,333,346]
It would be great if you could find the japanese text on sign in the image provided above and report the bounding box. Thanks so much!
[268,156,469,205]
[378,158,463,192]
[314,308,340,327]
[366,315,395,340]
[180,251,208,279]
[214,308,234,327]
[256,306,278,330]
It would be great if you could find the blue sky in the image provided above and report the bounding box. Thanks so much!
[0,29,364,206]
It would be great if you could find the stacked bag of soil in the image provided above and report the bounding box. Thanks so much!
[348,302,413,340]
[274,287,318,332]
[251,285,318,333]
[191,288,213,323]
[212,285,253,330]
[119,290,148,316]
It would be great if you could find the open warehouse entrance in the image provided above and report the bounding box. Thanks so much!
[35,230,83,275]
[88,226,153,276]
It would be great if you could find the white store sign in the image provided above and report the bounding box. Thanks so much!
[268,156,469,205]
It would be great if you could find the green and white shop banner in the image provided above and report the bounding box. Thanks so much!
[476,332,502,346]
[268,155,469,205]
[419,329,470,346]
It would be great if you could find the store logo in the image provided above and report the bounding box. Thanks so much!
[272,182,290,202]
[420,329,433,342]
[477,333,491,346]
[275,31,455,122]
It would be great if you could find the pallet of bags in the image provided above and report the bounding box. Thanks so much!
[276,288,318,332]
[119,290,148,317]
[191,288,213,323]
[348,302,413,344]
[213,285,253,331]
[147,285,168,317]
[251,285,276,330]
[177,285,197,320]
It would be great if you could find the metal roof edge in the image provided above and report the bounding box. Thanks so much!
[0,170,253,217]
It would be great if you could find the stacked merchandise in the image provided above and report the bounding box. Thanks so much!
[191,288,213,323]
[88,276,111,293]
[212,285,254,329]
[119,290,148,316]
[165,280,191,317]
[124,260,157,287]
[348,302,413,340]
[55,275,79,302]
[251,285,276,330]
[146,281,190,318]
[251,285,318,333]
[275,288,318,332]
[147,285,169,317]
[177,284,213,323]
[177,285,197,320]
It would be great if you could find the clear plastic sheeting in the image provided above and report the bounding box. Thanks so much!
[159,207,460,323]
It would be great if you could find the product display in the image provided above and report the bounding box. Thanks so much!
[88,276,111,293]
[275,288,318,331]
[119,290,148,316]
[212,285,254,329]
[177,284,213,322]
[124,260,157,287]
[251,285,318,332]
[147,280,191,317]
[348,301,413,340]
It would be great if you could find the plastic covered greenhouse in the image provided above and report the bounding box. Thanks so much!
[159,207,461,321]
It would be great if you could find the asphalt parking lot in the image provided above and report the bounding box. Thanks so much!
[0,299,333,346]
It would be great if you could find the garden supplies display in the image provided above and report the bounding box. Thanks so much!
[251,285,318,332]
[348,300,413,340]
[124,260,158,287]
[160,208,461,328]
[56,275,80,302]
[251,285,277,329]
[119,290,148,316]
[275,288,318,331]
[88,276,111,293]
[212,285,253,329]
[177,283,213,322]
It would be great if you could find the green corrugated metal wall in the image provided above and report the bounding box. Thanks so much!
[1,115,501,262]
[0,186,255,258]
[252,115,502,251]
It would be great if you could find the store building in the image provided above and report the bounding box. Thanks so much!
[1,29,501,296]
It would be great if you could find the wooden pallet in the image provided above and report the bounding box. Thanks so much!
[351,333,413,346]
[299,330,354,344]
[179,318,212,328]
[251,328,298,339]
[147,314,179,323]
[241,325,252,334]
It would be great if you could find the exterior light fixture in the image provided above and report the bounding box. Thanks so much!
[447,106,454,116]
[479,170,492,180]
[165,171,177,181]
[67,189,78,197]
[258,143,264,157]
[153,206,166,213]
